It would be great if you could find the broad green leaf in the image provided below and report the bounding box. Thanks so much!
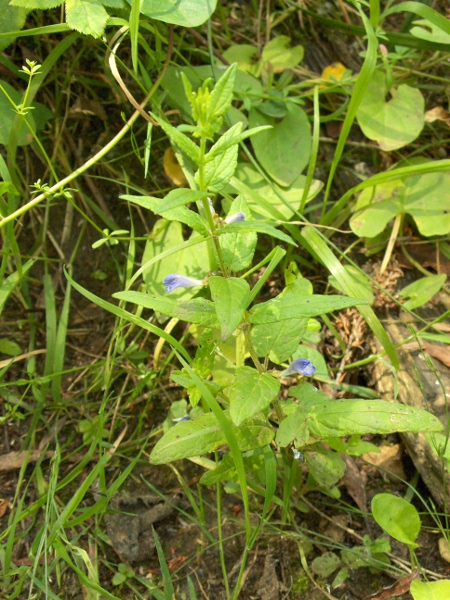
[410,19,450,44]
[209,276,250,341]
[223,44,259,75]
[230,164,323,220]
[138,220,208,298]
[249,103,311,186]
[371,493,420,549]
[249,294,368,324]
[399,274,447,310]
[410,580,450,600]
[10,0,61,6]
[140,0,217,27]
[150,411,273,464]
[155,189,208,212]
[356,70,424,151]
[200,453,237,485]
[308,399,443,438]
[350,170,450,238]
[250,317,308,363]
[65,0,108,37]
[275,410,309,447]
[123,194,208,236]
[305,445,346,488]
[229,366,280,426]
[221,221,295,246]
[0,0,27,51]
[197,141,239,191]
[262,35,304,72]
[219,196,257,272]
[113,291,219,328]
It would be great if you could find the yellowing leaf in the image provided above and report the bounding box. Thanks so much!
[425,106,450,126]
[163,147,188,186]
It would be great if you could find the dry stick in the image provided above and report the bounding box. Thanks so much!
[0,27,174,230]
[331,314,364,399]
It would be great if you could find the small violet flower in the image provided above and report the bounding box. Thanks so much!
[293,449,304,461]
[283,358,316,377]
[163,274,203,293]
[225,211,245,224]
[173,414,190,423]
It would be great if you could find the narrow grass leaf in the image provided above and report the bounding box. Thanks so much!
[300,226,399,369]
[64,268,192,363]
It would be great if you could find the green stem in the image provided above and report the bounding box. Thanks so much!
[243,328,264,373]
[0,27,174,229]
[216,476,231,600]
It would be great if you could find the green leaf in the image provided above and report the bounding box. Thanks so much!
[307,399,443,438]
[150,411,274,464]
[229,366,280,426]
[399,274,447,310]
[221,221,295,246]
[153,115,201,164]
[249,294,368,324]
[251,318,308,363]
[292,345,328,379]
[410,580,450,600]
[371,493,420,549]
[356,70,424,151]
[329,265,374,304]
[305,445,346,488]
[219,196,257,272]
[197,140,239,191]
[139,0,217,26]
[300,226,399,370]
[124,194,208,236]
[0,81,38,146]
[113,292,219,328]
[209,276,250,341]
[155,188,208,212]
[10,0,61,6]
[410,19,450,44]
[223,44,259,75]
[208,62,237,119]
[137,220,208,298]
[0,0,27,51]
[249,103,311,186]
[65,0,108,37]
[350,169,450,238]
[311,552,341,578]
[230,163,323,221]
[275,410,309,447]
[262,35,304,72]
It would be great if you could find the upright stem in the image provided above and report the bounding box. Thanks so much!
[197,137,229,276]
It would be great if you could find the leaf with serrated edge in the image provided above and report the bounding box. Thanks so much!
[229,366,280,425]
[65,0,108,37]
[153,115,200,164]
[150,411,274,464]
[208,62,237,119]
[209,276,250,341]
[249,294,367,324]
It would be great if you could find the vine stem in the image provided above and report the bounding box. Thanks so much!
[0,26,174,230]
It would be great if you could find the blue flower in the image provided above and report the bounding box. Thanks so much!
[173,414,190,423]
[163,274,203,293]
[293,449,304,461]
[225,211,245,224]
[283,358,316,376]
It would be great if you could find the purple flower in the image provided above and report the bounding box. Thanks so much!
[283,358,316,377]
[163,274,203,293]
[225,211,245,224]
